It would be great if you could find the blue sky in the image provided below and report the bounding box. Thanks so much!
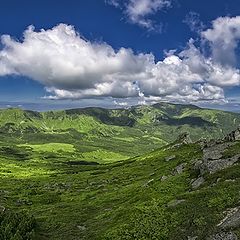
[1,0,240,111]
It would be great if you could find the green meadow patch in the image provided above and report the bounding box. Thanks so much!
[80,149,127,163]
[18,143,75,153]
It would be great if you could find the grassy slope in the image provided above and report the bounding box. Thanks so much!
[1,140,240,239]
[1,103,240,239]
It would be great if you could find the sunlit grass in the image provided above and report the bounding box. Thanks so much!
[18,143,75,153]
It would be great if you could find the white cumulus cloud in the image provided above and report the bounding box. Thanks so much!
[1,20,240,102]
[202,16,240,67]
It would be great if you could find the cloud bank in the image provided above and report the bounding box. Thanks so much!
[1,16,240,102]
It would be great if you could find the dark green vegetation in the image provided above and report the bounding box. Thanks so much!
[1,102,240,239]
[0,210,35,240]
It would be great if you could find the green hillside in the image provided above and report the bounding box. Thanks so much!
[1,130,240,239]
[1,103,240,239]
[0,102,240,163]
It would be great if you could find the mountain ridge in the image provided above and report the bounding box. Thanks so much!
[0,102,239,135]
[0,102,239,165]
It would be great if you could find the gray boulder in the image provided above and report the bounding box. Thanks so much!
[208,232,238,240]
[161,175,168,181]
[173,163,186,175]
[165,155,176,162]
[187,236,198,240]
[167,199,186,207]
[206,155,240,174]
[218,207,240,229]
[191,177,205,189]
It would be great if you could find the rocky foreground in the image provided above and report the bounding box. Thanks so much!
[174,128,240,240]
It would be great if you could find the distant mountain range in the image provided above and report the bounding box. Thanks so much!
[0,102,240,161]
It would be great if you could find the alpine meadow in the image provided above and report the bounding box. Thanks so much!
[2,1,240,240]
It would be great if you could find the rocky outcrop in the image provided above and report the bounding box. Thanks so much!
[206,155,240,174]
[217,207,240,229]
[206,207,240,240]
[193,141,240,175]
[177,132,192,144]
[224,127,240,142]
[196,137,208,149]
[208,232,238,240]
[203,143,228,160]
